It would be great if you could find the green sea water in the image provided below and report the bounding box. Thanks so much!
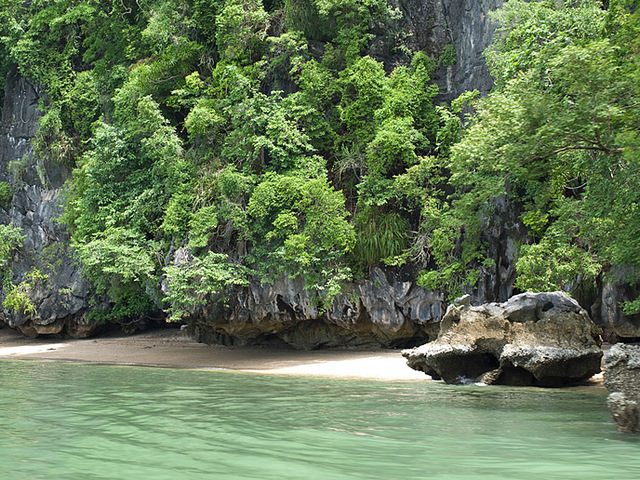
[0,360,638,480]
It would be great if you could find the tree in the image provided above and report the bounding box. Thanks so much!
[427,0,640,302]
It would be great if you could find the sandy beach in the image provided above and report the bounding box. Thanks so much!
[0,327,427,381]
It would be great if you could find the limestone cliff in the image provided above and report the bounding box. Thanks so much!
[395,0,503,98]
[3,0,633,348]
[191,267,443,349]
[0,70,96,337]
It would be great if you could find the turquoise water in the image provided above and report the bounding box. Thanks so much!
[0,361,638,480]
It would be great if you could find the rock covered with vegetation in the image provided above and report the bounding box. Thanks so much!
[0,0,504,339]
[0,70,99,336]
[604,343,640,433]
[402,292,603,386]
[189,267,443,348]
[0,1,638,345]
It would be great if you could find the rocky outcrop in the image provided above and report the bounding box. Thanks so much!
[591,268,640,342]
[474,195,525,303]
[187,1,513,349]
[0,2,507,343]
[0,70,97,337]
[6,1,635,348]
[191,267,443,349]
[402,292,603,386]
[604,344,640,433]
[436,0,504,98]
[389,0,503,99]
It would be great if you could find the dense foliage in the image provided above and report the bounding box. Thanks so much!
[431,0,640,309]
[0,0,638,323]
[0,0,447,320]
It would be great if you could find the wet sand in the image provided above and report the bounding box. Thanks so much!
[0,328,427,381]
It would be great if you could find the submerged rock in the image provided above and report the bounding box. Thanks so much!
[604,343,640,433]
[402,292,603,386]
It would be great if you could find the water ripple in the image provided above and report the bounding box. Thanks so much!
[0,360,637,480]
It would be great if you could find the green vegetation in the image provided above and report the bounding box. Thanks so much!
[427,0,640,305]
[0,224,24,277]
[0,0,637,323]
[164,251,249,321]
[0,181,12,207]
[2,269,47,319]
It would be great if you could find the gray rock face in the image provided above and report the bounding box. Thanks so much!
[0,70,96,337]
[438,0,504,98]
[473,195,524,303]
[191,267,443,349]
[604,344,640,433]
[391,0,503,99]
[591,267,640,342]
[402,292,603,386]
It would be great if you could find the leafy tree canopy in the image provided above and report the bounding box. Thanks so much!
[1,0,638,323]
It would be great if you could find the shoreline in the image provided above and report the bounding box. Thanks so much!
[0,327,428,381]
[0,327,606,386]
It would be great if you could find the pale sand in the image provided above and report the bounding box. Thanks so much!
[0,328,427,381]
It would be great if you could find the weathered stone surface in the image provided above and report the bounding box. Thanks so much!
[604,343,640,433]
[191,267,443,349]
[473,195,525,304]
[402,292,603,386]
[0,70,99,337]
[385,0,503,99]
[591,267,640,342]
[437,0,504,99]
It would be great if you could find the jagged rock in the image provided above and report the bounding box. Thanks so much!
[436,0,504,99]
[604,343,640,433]
[386,0,503,99]
[0,70,98,337]
[402,292,603,386]
[591,267,640,342]
[184,187,526,351]
[453,294,472,306]
[190,268,443,349]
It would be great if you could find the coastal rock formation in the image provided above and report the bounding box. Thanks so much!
[0,70,97,337]
[191,267,443,349]
[3,2,638,347]
[0,1,506,342]
[591,268,640,342]
[402,292,603,386]
[604,344,640,433]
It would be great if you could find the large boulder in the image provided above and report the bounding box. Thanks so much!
[604,344,640,433]
[403,292,603,386]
